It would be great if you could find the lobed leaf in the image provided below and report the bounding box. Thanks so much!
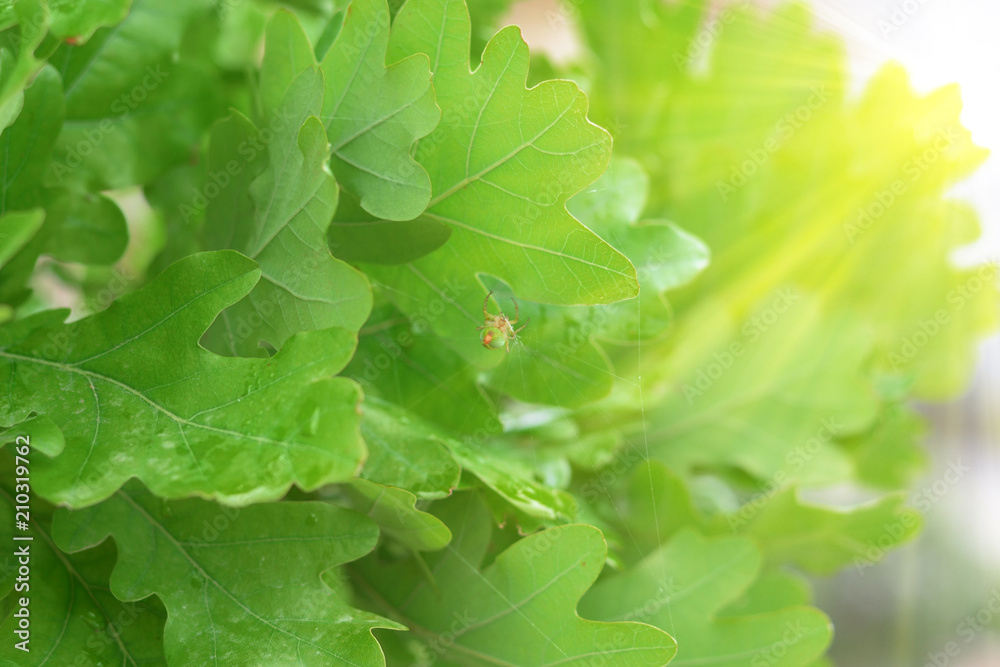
[202,42,372,354]
[0,251,365,507]
[346,477,452,551]
[320,0,439,221]
[53,480,400,666]
[355,491,677,666]
[362,0,637,368]
[580,529,832,667]
[0,65,127,307]
[47,0,221,189]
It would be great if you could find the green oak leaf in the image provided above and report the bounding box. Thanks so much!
[0,64,61,210]
[328,189,452,264]
[464,0,514,60]
[214,0,346,69]
[259,10,318,120]
[46,0,221,190]
[320,0,438,221]
[579,529,832,667]
[733,486,922,576]
[568,158,711,302]
[0,412,63,456]
[566,156,649,232]
[0,465,168,666]
[358,396,462,499]
[601,297,878,486]
[346,477,452,551]
[683,66,994,401]
[613,462,921,577]
[0,0,129,43]
[502,411,623,475]
[390,0,514,59]
[194,112,266,256]
[201,66,372,355]
[478,287,619,408]
[211,0,271,70]
[720,569,817,618]
[0,65,127,307]
[354,491,677,666]
[0,208,41,270]
[0,0,48,132]
[840,401,928,490]
[449,436,577,522]
[143,160,208,277]
[358,390,573,521]
[479,159,709,407]
[49,0,131,42]
[578,0,845,212]
[53,480,401,666]
[312,9,346,63]
[0,251,366,507]
[362,0,637,366]
[345,300,498,436]
[39,189,127,264]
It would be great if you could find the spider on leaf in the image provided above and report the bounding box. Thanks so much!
[478,290,528,353]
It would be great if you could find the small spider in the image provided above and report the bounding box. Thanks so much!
[477,290,528,353]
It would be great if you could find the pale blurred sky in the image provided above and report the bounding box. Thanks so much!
[798,0,1000,264]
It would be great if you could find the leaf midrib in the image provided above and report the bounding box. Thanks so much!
[354,563,670,667]
[426,87,582,208]
[0,351,344,456]
[116,490,367,667]
[60,268,247,367]
[427,212,634,279]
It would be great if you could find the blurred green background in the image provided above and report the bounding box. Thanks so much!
[501,1,1000,665]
